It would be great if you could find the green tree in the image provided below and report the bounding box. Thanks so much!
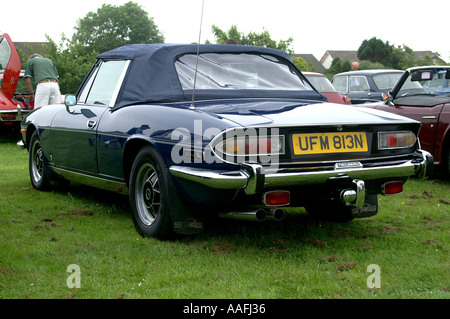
[324,58,351,79]
[357,37,398,68]
[392,45,449,69]
[45,34,98,94]
[392,44,415,69]
[358,60,388,70]
[72,1,164,54]
[210,25,294,54]
[291,56,308,71]
[15,34,96,94]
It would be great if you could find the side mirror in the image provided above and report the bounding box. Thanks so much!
[64,95,76,114]
[386,92,395,106]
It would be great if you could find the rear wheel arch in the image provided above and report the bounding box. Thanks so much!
[123,138,163,186]
[29,130,52,190]
[123,138,204,237]
[25,125,37,149]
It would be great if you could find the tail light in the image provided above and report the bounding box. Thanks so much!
[216,135,285,157]
[382,181,403,195]
[378,131,416,150]
[263,191,290,206]
[210,128,285,165]
[343,95,351,104]
[1,113,17,121]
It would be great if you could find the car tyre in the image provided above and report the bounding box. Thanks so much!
[129,146,173,239]
[29,131,52,191]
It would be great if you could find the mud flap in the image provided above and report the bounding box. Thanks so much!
[351,194,378,218]
[167,176,205,235]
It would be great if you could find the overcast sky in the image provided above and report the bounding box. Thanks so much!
[3,0,450,62]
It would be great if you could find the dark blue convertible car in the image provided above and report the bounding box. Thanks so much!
[21,44,433,239]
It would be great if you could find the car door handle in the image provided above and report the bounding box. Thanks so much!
[87,120,97,129]
[422,116,436,120]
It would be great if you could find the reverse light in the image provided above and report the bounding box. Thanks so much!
[378,131,416,150]
[382,181,403,195]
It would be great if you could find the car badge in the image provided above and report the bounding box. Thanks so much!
[334,161,363,170]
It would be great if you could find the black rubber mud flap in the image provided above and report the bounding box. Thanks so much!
[167,177,205,235]
[351,194,378,218]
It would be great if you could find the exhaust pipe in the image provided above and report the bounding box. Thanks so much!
[219,209,266,222]
[219,208,286,222]
[265,209,285,221]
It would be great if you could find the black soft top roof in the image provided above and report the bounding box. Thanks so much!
[96,44,325,109]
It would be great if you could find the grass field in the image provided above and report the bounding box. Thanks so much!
[0,126,448,299]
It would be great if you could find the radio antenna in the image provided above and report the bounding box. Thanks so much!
[190,0,205,110]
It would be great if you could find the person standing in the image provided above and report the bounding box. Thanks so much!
[25,54,61,109]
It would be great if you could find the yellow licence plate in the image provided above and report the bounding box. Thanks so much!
[292,132,368,155]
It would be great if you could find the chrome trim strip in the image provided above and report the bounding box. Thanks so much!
[53,167,128,195]
[0,109,26,113]
[277,154,416,167]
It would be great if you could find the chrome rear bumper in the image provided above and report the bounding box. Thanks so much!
[169,150,433,196]
[0,106,31,122]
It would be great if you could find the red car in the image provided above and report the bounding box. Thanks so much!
[0,33,34,127]
[360,66,450,175]
[303,72,351,105]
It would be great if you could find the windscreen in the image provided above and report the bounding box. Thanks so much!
[392,68,450,106]
[397,69,450,97]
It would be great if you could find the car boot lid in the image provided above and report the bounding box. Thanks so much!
[0,33,21,100]
[196,99,419,127]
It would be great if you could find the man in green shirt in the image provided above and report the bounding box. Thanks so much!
[25,54,61,109]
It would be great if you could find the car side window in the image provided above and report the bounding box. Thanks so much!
[332,76,348,92]
[81,60,129,107]
[78,66,99,104]
[373,73,402,90]
[349,76,369,92]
